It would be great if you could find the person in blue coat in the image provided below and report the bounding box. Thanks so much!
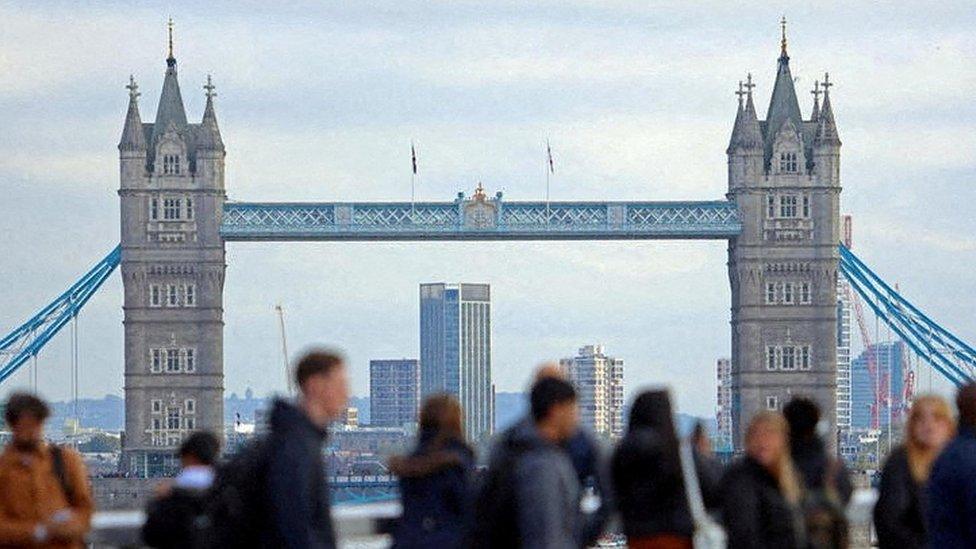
[389,394,475,549]
[927,383,976,549]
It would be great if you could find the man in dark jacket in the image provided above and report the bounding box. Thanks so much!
[928,383,976,548]
[513,377,583,549]
[263,349,349,549]
[143,431,221,548]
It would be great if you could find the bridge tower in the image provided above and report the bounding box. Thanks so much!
[727,28,842,449]
[118,32,226,475]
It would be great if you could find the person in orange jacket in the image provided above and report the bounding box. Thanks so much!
[0,392,94,548]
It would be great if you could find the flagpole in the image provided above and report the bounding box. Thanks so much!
[545,139,551,226]
[410,141,417,220]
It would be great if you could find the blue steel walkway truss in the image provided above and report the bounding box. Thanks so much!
[0,246,121,384]
[220,196,743,241]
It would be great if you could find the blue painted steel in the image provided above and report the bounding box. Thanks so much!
[0,246,121,384]
[220,197,742,241]
[839,244,976,386]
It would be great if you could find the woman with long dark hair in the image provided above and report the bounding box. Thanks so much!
[388,394,474,549]
[612,390,693,549]
[874,395,955,548]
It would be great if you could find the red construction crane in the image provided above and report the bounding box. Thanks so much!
[844,216,888,430]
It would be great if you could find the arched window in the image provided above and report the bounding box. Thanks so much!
[162,154,182,175]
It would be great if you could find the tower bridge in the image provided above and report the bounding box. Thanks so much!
[2,28,975,475]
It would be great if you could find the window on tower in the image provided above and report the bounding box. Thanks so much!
[766,396,779,410]
[163,198,182,220]
[779,151,798,173]
[779,195,798,218]
[150,198,159,220]
[163,154,181,175]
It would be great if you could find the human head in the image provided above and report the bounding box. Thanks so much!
[533,361,566,383]
[530,377,578,442]
[746,411,790,470]
[179,431,221,467]
[692,421,712,454]
[783,397,820,440]
[629,390,675,434]
[4,392,50,451]
[419,394,464,443]
[905,394,955,482]
[746,411,800,504]
[295,349,349,421]
[957,383,976,430]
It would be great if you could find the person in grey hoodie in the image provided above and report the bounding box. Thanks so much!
[513,376,583,549]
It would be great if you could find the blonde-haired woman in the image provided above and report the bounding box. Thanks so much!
[874,395,955,549]
[721,411,805,549]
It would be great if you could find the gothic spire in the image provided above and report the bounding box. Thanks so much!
[119,75,146,151]
[728,73,764,153]
[810,80,821,122]
[764,18,803,158]
[198,75,224,151]
[815,72,841,146]
[152,18,187,146]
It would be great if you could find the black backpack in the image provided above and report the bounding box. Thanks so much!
[199,438,272,548]
[468,435,529,549]
[801,458,849,549]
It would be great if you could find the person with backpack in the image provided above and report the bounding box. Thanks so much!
[783,397,852,549]
[472,377,582,549]
[874,395,954,549]
[611,390,693,548]
[927,382,976,548]
[142,431,221,548]
[721,411,805,549]
[204,349,349,549]
[483,363,611,546]
[388,394,474,549]
[0,392,94,548]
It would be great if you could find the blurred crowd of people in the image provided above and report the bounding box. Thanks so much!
[1,349,975,549]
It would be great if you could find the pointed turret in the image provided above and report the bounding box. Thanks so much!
[740,76,764,150]
[726,81,746,154]
[809,80,821,122]
[197,75,224,150]
[151,20,188,146]
[764,19,803,160]
[815,73,841,146]
[119,75,146,151]
[727,74,764,191]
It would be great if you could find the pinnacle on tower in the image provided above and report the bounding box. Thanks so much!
[815,72,841,146]
[810,80,822,122]
[198,74,224,151]
[764,18,803,161]
[152,19,188,147]
[119,75,146,151]
[729,73,763,152]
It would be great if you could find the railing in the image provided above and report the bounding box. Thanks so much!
[88,490,878,547]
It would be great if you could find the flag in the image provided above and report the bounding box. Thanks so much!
[546,139,554,174]
[411,142,418,175]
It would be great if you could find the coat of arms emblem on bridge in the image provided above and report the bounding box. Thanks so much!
[462,183,499,230]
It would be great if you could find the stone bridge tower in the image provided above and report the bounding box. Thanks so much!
[727,28,842,450]
[118,31,226,475]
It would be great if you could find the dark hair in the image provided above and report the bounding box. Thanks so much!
[4,393,50,426]
[294,349,345,388]
[179,431,221,466]
[628,389,683,484]
[530,377,576,422]
[419,393,464,443]
[783,397,820,438]
[957,383,976,428]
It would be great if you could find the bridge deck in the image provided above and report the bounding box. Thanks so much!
[220,198,742,241]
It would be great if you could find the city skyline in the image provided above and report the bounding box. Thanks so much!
[1,3,974,418]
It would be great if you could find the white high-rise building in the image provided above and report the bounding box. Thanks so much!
[836,215,854,444]
[715,358,734,451]
[560,345,624,439]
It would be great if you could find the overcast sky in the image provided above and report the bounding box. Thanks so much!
[1,1,974,416]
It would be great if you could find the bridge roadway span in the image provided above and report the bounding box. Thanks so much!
[220,198,742,241]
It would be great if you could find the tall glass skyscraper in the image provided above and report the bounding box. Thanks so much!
[420,283,493,441]
[851,341,906,431]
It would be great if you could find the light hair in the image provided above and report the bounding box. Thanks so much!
[746,411,802,505]
[905,394,955,482]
